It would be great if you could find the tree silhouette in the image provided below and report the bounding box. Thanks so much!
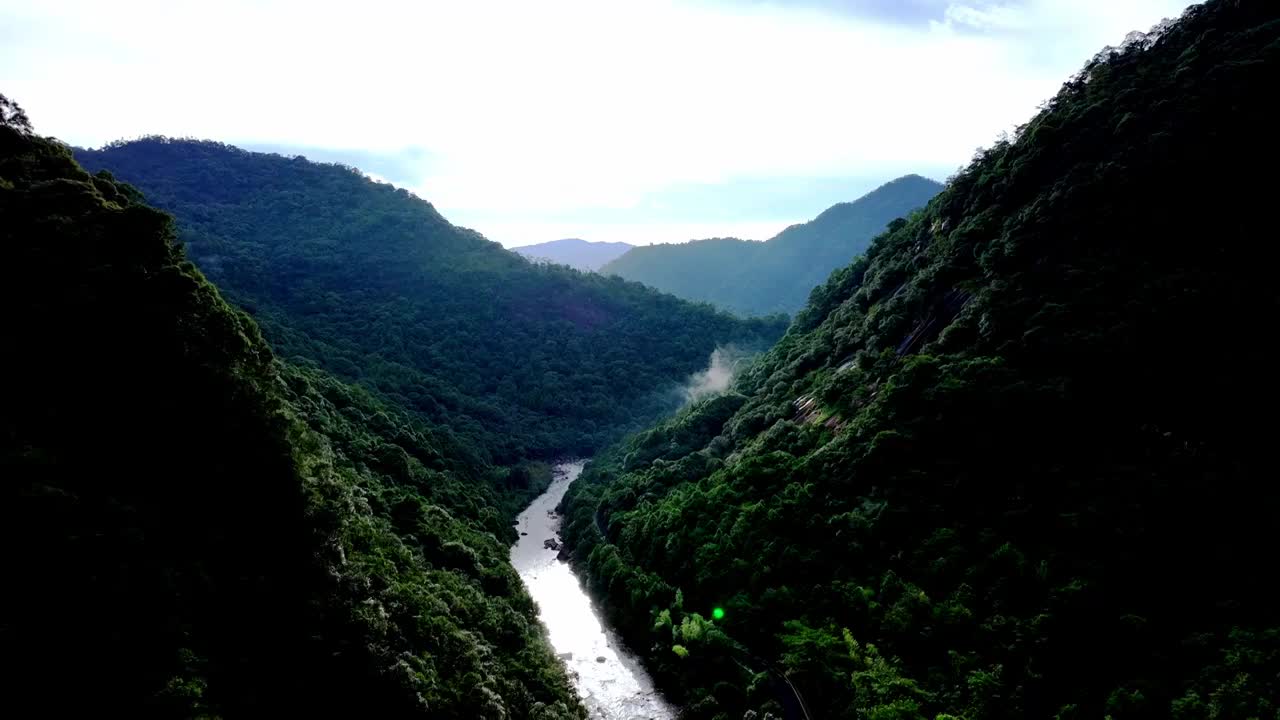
[0,93,31,132]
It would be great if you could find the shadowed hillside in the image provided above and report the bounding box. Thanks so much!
[562,3,1280,717]
[1,105,584,718]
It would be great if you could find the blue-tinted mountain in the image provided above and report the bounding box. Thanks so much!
[512,237,634,271]
[601,174,943,316]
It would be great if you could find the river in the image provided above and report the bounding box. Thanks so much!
[510,461,677,720]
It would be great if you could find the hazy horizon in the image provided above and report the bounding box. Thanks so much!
[2,0,1194,247]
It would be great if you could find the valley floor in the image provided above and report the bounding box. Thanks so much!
[511,462,676,719]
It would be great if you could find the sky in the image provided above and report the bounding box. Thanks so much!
[1,0,1195,247]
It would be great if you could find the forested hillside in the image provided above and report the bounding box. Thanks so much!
[601,175,942,317]
[562,2,1280,718]
[74,142,787,461]
[1,102,584,718]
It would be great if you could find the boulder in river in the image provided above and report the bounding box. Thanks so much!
[596,656,606,663]
[520,532,528,536]
[543,538,561,551]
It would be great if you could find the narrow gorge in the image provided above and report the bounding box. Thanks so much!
[511,462,676,720]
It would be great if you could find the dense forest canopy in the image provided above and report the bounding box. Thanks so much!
[73,141,788,462]
[601,174,942,316]
[561,2,1280,718]
[1,106,584,718]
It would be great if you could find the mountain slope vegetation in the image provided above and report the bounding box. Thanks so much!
[73,142,787,462]
[601,174,942,317]
[1,102,583,718]
[512,238,634,271]
[561,3,1280,718]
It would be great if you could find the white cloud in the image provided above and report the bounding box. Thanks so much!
[943,3,1029,32]
[0,0,1193,246]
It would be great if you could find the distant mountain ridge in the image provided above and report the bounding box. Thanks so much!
[513,238,634,271]
[602,174,943,316]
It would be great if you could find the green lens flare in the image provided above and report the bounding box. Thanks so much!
[712,607,725,620]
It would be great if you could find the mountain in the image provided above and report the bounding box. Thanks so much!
[601,174,943,316]
[560,3,1280,718]
[75,141,787,462]
[1,104,583,717]
[512,238,634,271]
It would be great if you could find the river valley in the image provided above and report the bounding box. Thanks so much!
[510,461,677,720]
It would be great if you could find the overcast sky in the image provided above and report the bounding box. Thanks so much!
[1,0,1194,247]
